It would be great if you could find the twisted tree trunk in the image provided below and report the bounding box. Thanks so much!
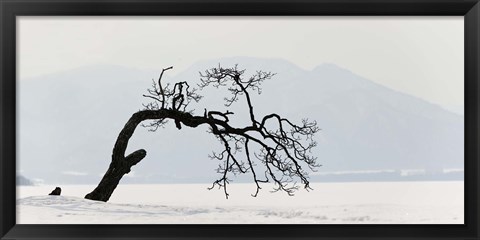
[85,66,319,202]
[84,109,204,202]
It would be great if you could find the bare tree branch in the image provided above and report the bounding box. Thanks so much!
[86,65,320,202]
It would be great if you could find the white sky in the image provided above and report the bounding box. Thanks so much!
[17,16,464,111]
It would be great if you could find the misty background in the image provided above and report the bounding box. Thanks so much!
[16,17,464,185]
[17,57,464,185]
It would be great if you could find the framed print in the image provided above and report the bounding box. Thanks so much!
[1,0,479,239]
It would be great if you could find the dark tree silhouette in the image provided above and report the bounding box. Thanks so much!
[85,65,320,202]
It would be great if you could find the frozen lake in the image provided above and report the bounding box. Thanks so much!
[16,181,463,224]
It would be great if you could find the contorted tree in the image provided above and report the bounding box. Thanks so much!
[85,65,320,202]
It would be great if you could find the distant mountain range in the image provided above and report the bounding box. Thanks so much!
[18,57,464,185]
[17,175,34,186]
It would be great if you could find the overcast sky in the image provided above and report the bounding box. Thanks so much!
[17,16,464,113]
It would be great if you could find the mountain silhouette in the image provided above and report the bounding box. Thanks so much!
[18,57,463,184]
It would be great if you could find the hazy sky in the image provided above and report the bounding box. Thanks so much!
[17,16,464,112]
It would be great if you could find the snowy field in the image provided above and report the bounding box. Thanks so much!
[17,181,463,224]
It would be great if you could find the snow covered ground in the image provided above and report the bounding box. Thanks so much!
[16,181,463,224]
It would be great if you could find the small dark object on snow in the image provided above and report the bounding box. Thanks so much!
[49,187,61,196]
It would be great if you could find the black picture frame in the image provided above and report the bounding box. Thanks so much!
[1,0,479,239]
